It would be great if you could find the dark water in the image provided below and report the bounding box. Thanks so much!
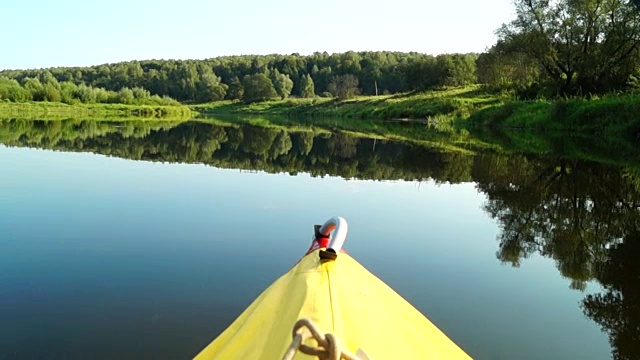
[1,119,639,360]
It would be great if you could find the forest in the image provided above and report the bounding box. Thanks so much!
[2,1,640,104]
[0,52,478,104]
[1,0,640,132]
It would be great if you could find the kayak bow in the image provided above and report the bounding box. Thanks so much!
[195,216,472,359]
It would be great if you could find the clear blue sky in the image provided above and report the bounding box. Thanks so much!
[0,0,515,70]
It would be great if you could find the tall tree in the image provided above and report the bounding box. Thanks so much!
[197,70,228,102]
[242,73,277,103]
[270,69,294,100]
[497,0,640,94]
[0,77,30,102]
[328,74,360,100]
[476,49,540,90]
[299,74,315,98]
[403,57,440,90]
[445,54,477,86]
[117,87,135,104]
[226,76,244,100]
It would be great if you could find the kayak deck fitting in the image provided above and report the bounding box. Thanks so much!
[194,216,472,359]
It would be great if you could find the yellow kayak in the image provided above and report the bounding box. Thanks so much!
[195,217,472,359]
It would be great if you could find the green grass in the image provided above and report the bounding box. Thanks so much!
[193,87,640,138]
[189,87,508,155]
[0,101,194,121]
[191,86,505,121]
[468,94,640,136]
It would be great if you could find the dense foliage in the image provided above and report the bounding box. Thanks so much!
[241,73,278,104]
[478,0,640,96]
[1,0,639,106]
[0,75,180,106]
[328,74,360,100]
[0,52,478,104]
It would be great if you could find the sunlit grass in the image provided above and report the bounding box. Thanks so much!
[468,94,640,135]
[190,86,506,122]
[0,101,193,121]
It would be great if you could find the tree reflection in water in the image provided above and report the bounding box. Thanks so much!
[476,153,640,360]
[1,118,638,359]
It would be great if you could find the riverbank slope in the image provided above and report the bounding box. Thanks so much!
[468,95,640,136]
[191,86,503,121]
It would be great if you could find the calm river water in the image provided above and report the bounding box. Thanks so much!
[1,119,638,359]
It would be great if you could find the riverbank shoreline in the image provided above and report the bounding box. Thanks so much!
[191,87,640,137]
[190,86,504,121]
[3,88,640,138]
[467,94,640,136]
[0,101,193,120]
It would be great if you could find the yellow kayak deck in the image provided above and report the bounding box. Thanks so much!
[195,249,471,359]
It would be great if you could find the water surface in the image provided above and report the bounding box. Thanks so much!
[1,119,638,359]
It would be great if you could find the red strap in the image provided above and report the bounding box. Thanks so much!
[305,237,330,255]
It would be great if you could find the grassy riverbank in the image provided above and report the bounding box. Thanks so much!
[191,86,504,121]
[193,87,640,138]
[5,88,640,140]
[468,95,640,136]
[0,101,194,121]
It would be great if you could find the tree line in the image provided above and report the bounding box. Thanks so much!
[0,73,180,106]
[0,52,479,104]
[3,0,640,105]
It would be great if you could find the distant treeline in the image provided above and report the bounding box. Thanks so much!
[0,74,180,106]
[3,0,640,107]
[0,52,479,104]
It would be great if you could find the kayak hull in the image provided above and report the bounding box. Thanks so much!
[195,250,471,359]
